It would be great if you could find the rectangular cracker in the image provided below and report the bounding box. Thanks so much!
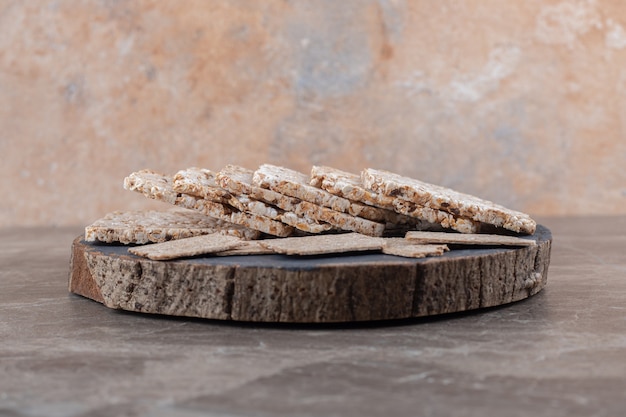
[216,165,334,234]
[175,167,303,228]
[258,233,385,256]
[404,231,537,247]
[84,208,261,244]
[279,211,334,234]
[173,167,245,211]
[382,238,448,258]
[310,165,481,234]
[128,233,244,260]
[253,164,397,224]
[124,170,294,237]
[214,240,276,256]
[362,168,537,235]
[173,166,286,224]
[217,164,302,210]
[288,199,385,236]
[217,164,385,235]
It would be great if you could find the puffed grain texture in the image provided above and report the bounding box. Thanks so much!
[382,239,448,258]
[404,231,537,246]
[173,167,245,211]
[124,169,294,237]
[128,233,244,260]
[310,165,480,233]
[253,164,398,224]
[258,233,385,255]
[362,168,537,234]
[84,208,259,243]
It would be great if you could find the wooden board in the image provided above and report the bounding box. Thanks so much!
[69,226,552,323]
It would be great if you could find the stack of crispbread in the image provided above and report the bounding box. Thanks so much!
[84,163,537,260]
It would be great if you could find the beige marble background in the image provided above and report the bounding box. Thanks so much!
[1,0,625,227]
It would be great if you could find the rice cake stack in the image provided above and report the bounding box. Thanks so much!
[215,164,334,234]
[252,164,387,237]
[124,169,294,237]
[361,168,536,235]
[119,164,537,249]
[85,208,260,244]
[310,165,481,234]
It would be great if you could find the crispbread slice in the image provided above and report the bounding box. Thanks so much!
[216,165,334,234]
[176,167,308,228]
[287,199,385,236]
[173,167,245,211]
[217,164,301,210]
[405,231,537,246]
[382,238,448,258]
[362,168,537,235]
[214,240,275,256]
[128,233,243,260]
[84,208,260,244]
[310,165,424,227]
[310,165,397,208]
[280,212,334,234]
[124,170,294,237]
[390,199,482,234]
[217,165,383,235]
[310,165,480,233]
[235,195,282,220]
[253,164,397,224]
[258,233,385,256]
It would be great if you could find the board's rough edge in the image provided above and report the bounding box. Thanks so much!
[68,226,552,323]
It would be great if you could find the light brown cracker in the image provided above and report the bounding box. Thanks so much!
[128,234,244,260]
[214,241,275,256]
[362,168,536,235]
[173,167,245,211]
[253,164,396,224]
[382,238,448,258]
[258,233,385,256]
[218,165,376,235]
[405,231,537,246]
[84,208,260,244]
[124,169,294,237]
[310,165,479,233]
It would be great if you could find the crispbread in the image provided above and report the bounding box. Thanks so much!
[390,199,482,234]
[128,233,244,260]
[214,240,276,256]
[362,168,537,235]
[253,164,398,224]
[216,165,334,234]
[382,238,448,258]
[258,233,385,256]
[124,169,179,204]
[287,199,385,236]
[310,165,480,233]
[124,170,294,237]
[217,164,382,236]
[280,212,334,233]
[84,208,260,244]
[173,167,245,211]
[235,195,282,220]
[310,165,397,208]
[176,168,304,226]
[404,231,537,246]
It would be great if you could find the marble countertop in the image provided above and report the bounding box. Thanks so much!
[1,217,625,417]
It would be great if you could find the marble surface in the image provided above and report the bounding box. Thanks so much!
[3,1,626,228]
[1,217,625,416]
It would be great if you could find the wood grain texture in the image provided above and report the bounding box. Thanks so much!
[68,226,552,323]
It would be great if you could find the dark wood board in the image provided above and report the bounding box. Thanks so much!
[69,226,552,323]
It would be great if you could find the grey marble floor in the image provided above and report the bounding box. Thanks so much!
[1,218,625,417]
